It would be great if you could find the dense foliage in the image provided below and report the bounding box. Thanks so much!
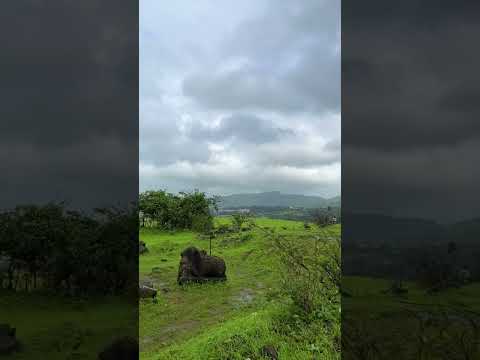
[272,229,341,318]
[217,205,341,223]
[139,190,217,232]
[0,203,138,296]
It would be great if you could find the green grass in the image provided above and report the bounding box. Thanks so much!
[0,291,136,359]
[343,275,480,312]
[342,276,480,359]
[140,217,340,359]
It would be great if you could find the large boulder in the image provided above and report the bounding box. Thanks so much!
[177,247,226,285]
[0,324,18,355]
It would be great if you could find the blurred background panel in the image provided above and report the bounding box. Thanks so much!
[0,1,139,358]
[342,1,480,359]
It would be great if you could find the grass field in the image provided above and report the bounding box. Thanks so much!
[342,276,480,359]
[0,291,137,359]
[140,217,340,360]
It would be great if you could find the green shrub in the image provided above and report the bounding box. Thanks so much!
[239,233,254,243]
[272,230,340,319]
[216,223,233,234]
[191,214,214,234]
[139,190,217,231]
[231,213,248,232]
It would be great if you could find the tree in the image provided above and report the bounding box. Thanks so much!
[0,203,138,296]
[138,189,218,231]
[231,212,249,232]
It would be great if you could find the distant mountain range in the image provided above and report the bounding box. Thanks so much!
[342,212,480,247]
[218,191,340,209]
[342,212,480,279]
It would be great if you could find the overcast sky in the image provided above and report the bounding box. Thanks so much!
[1,1,137,211]
[343,1,480,223]
[140,0,340,197]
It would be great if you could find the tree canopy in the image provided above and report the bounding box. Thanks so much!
[139,190,217,232]
[0,203,137,296]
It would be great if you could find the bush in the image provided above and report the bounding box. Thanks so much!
[139,190,217,231]
[219,232,253,246]
[231,213,255,232]
[191,214,214,234]
[215,224,233,234]
[0,204,138,296]
[239,233,254,243]
[272,230,340,319]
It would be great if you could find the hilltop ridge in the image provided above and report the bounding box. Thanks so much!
[218,191,340,209]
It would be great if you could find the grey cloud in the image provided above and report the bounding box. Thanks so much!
[343,141,480,222]
[223,1,339,60]
[182,0,340,115]
[324,138,341,152]
[343,1,480,151]
[1,1,136,149]
[183,49,339,114]
[182,67,304,113]
[140,102,211,166]
[188,114,294,144]
[343,0,480,221]
[254,139,340,168]
[1,0,138,209]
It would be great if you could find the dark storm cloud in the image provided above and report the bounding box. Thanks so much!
[1,1,136,147]
[344,1,480,150]
[182,67,306,113]
[343,0,480,221]
[1,1,138,209]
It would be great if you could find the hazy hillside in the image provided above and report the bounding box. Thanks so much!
[342,212,480,279]
[218,191,340,209]
[343,213,480,246]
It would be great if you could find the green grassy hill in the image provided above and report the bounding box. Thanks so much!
[0,293,136,359]
[342,276,480,359]
[140,217,340,360]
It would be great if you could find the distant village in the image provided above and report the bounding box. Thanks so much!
[217,208,251,215]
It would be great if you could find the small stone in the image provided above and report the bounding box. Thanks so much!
[260,345,278,359]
